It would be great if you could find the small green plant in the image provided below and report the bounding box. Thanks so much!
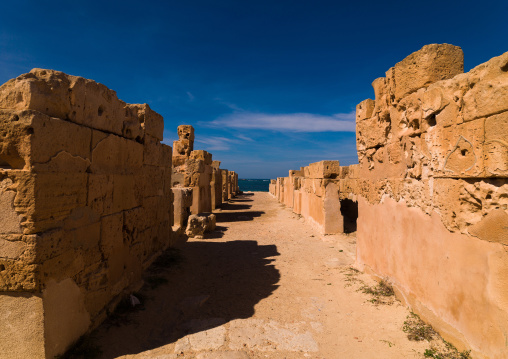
[342,267,362,287]
[360,279,395,305]
[380,339,394,347]
[423,344,471,359]
[403,311,436,341]
[403,313,472,359]
[424,348,441,358]
[361,279,394,297]
[341,268,395,305]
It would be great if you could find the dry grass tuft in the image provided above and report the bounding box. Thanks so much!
[341,267,395,305]
[423,341,472,359]
[403,312,471,359]
[403,312,437,341]
[360,279,395,305]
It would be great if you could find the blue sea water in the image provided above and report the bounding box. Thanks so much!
[238,179,270,192]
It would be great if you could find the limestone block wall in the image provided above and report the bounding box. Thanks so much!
[221,169,230,201]
[276,177,284,203]
[354,44,508,359]
[224,170,239,199]
[0,69,173,358]
[172,126,238,216]
[272,161,358,234]
[269,179,276,196]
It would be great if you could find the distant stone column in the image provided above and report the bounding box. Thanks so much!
[211,161,222,209]
[221,169,229,201]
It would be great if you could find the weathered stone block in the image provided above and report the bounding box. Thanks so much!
[0,69,145,137]
[26,173,88,233]
[80,80,125,136]
[306,161,340,179]
[173,139,193,157]
[0,259,38,291]
[122,105,144,141]
[100,213,123,258]
[0,234,26,260]
[143,195,171,226]
[0,110,35,170]
[172,187,192,229]
[88,174,139,216]
[141,166,166,197]
[372,77,389,114]
[190,150,212,165]
[0,69,80,122]
[177,125,195,142]
[392,44,464,101]
[131,104,164,141]
[185,213,216,239]
[186,158,205,176]
[428,119,485,177]
[91,132,143,174]
[356,111,391,150]
[0,177,23,234]
[144,135,172,167]
[123,206,148,234]
[463,52,508,122]
[484,112,508,176]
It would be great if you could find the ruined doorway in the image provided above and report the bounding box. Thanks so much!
[340,198,358,233]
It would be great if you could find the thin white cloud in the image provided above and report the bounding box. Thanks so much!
[195,136,243,151]
[208,111,356,132]
[186,91,195,101]
[236,134,254,142]
[213,98,245,112]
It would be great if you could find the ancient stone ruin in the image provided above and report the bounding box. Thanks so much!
[171,124,238,238]
[270,44,508,358]
[0,43,506,359]
[0,70,238,358]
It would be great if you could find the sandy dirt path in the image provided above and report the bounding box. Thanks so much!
[89,192,431,359]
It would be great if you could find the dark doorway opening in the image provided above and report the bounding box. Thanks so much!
[340,198,358,233]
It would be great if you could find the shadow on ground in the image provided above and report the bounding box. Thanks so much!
[215,211,264,222]
[205,225,228,239]
[89,239,280,358]
[219,202,252,211]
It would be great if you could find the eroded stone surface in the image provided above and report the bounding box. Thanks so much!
[270,45,508,358]
[171,125,238,227]
[0,69,174,358]
[186,213,217,239]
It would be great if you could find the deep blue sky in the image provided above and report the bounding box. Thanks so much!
[1,0,506,178]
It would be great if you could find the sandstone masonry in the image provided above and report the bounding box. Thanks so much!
[171,125,239,238]
[271,44,508,359]
[0,70,238,358]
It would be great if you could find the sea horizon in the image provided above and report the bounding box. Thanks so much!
[238,178,270,192]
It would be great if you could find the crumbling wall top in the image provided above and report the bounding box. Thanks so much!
[0,68,163,141]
